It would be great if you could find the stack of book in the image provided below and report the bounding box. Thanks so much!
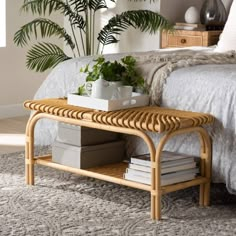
[124,151,199,186]
[174,22,206,31]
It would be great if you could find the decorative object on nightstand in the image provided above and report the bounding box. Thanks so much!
[184,6,200,24]
[161,29,222,48]
[200,0,227,30]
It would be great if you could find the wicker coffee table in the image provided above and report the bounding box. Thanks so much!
[24,98,214,220]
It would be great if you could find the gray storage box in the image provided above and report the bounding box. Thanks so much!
[57,122,118,146]
[52,140,125,169]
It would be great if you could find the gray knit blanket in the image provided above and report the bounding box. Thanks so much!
[135,50,236,105]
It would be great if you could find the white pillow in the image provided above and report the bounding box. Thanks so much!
[214,0,236,52]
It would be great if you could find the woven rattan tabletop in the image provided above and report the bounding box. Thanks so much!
[24,98,214,133]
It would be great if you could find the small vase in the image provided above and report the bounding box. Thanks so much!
[200,0,227,29]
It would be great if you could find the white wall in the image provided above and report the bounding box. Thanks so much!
[0,0,63,118]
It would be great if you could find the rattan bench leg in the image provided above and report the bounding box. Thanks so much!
[155,127,212,216]
[204,183,210,206]
[151,165,161,220]
[198,129,212,206]
[199,184,204,206]
[25,113,38,186]
[25,137,35,185]
[25,136,30,185]
[156,192,161,220]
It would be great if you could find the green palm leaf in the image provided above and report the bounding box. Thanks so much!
[13,18,75,50]
[98,10,172,49]
[88,0,114,11]
[69,0,87,12]
[22,0,86,27]
[129,0,156,2]
[22,0,64,15]
[63,3,86,30]
[26,42,71,72]
[69,0,115,12]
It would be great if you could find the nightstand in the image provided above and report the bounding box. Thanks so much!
[161,30,222,48]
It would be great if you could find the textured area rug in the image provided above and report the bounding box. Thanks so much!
[0,151,236,236]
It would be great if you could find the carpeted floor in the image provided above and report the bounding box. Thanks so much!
[0,150,236,236]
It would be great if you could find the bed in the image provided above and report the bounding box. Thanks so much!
[33,0,236,193]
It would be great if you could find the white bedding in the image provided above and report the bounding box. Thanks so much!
[33,47,236,193]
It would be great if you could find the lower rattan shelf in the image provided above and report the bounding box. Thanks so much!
[34,156,150,191]
[34,156,208,194]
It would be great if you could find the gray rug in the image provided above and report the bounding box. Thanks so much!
[1,151,236,236]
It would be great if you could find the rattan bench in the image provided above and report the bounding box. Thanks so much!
[24,98,214,220]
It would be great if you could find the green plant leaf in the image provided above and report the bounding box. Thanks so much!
[21,0,86,31]
[129,0,156,2]
[88,0,107,11]
[69,0,115,12]
[13,18,75,50]
[26,42,71,72]
[80,55,146,92]
[98,10,173,49]
[16,0,171,73]
[77,84,86,95]
[69,0,87,12]
[21,0,65,15]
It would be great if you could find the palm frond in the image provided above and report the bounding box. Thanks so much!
[21,1,86,30]
[13,18,75,50]
[22,0,65,15]
[70,13,86,30]
[26,42,71,72]
[69,0,115,13]
[129,0,156,2]
[98,10,172,48]
[63,3,86,30]
[88,0,107,11]
[69,0,87,12]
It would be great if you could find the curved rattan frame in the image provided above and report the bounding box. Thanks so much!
[25,110,212,220]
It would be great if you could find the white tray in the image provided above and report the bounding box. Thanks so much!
[67,92,149,111]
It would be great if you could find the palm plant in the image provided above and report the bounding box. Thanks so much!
[14,0,172,72]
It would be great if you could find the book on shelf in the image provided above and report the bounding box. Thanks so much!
[124,168,198,186]
[125,151,199,186]
[129,161,197,175]
[130,151,196,167]
[126,167,199,179]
